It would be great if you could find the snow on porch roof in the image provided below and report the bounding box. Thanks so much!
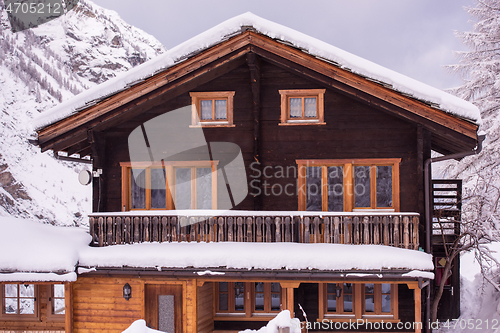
[33,12,481,131]
[0,216,91,282]
[78,242,434,278]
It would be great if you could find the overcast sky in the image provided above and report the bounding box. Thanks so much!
[91,0,476,90]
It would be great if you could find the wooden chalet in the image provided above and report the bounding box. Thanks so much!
[2,13,481,333]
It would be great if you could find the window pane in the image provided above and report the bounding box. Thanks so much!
[365,283,374,294]
[327,283,336,293]
[4,284,17,297]
[175,168,192,210]
[200,100,212,120]
[376,166,393,208]
[196,168,212,209]
[289,98,302,118]
[365,295,375,312]
[151,168,167,209]
[306,167,322,211]
[131,169,146,209]
[270,283,280,293]
[343,295,353,312]
[382,294,391,313]
[271,293,280,311]
[381,283,391,294]
[234,282,244,311]
[343,283,353,294]
[327,294,337,312]
[19,284,34,297]
[327,166,343,211]
[255,292,264,311]
[255,282,264,292]
[214,100,227,120]
[4,298,17,314]
[53,299,65,315]
[19,298,35,314]
[219,282,228,292]
[354,166,371,208]
[304,97,317,118]
[218,293,228,311]
[53,284,65,298]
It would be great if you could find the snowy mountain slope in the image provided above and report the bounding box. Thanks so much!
[0,0,166,225]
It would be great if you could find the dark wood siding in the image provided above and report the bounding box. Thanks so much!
[99,60,420,216]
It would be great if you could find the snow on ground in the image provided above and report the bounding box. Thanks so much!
[0,216,90,277]
[240,310,301,333]
[122,320,162,333]
[34,12,481,131]
[437,243,500,333]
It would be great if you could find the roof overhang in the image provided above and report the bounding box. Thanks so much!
[77,267,434,282]
[36,30,479,157]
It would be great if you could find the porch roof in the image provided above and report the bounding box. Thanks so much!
[77,242,434,279]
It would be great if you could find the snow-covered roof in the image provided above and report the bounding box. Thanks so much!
[0,216,90,282]
[0,216,434,281]
[78,242,434,278]
[33,12,481,130]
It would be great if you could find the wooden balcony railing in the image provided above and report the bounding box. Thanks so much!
[88,211,420,250]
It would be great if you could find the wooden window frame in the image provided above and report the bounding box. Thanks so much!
[321,283,355,317]
[252,282,281,315]
[279,89,325,125]
[319,283,398,321]
[190,91,235,127]
[362,283,398,319]
[0,283,40,321]
[215,282,283,321]
[297,158,400,212]
[120,161,218,211]
[46,284,65,322]
[215,282,246,316]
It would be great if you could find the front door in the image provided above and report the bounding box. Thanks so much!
[145,284,183,333]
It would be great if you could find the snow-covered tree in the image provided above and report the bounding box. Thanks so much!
[435,0,500,322]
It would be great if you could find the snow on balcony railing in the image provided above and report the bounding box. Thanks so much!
[88,211,419,250]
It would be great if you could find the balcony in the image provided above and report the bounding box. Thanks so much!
[88,211,419,250]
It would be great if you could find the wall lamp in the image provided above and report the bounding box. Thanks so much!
[123,283,132,300]
[335,284,343,298]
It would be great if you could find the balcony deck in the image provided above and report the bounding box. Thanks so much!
[88,211,420,250]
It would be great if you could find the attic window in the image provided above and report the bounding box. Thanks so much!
[279,89,325,125]
[190,92,235,127]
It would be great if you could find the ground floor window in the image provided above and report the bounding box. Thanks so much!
[320,283,398,320]
[216,282,282,319]
[47,284,65,320]
[0,284,39,320]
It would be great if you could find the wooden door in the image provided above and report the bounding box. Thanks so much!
[145,284,183,333]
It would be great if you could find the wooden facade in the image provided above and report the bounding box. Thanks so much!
[26,20,480,333]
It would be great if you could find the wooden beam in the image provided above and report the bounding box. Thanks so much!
[64,282,73,333]
[246,53,262,210]
[88,130,106,212]
[414,286,422,333]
